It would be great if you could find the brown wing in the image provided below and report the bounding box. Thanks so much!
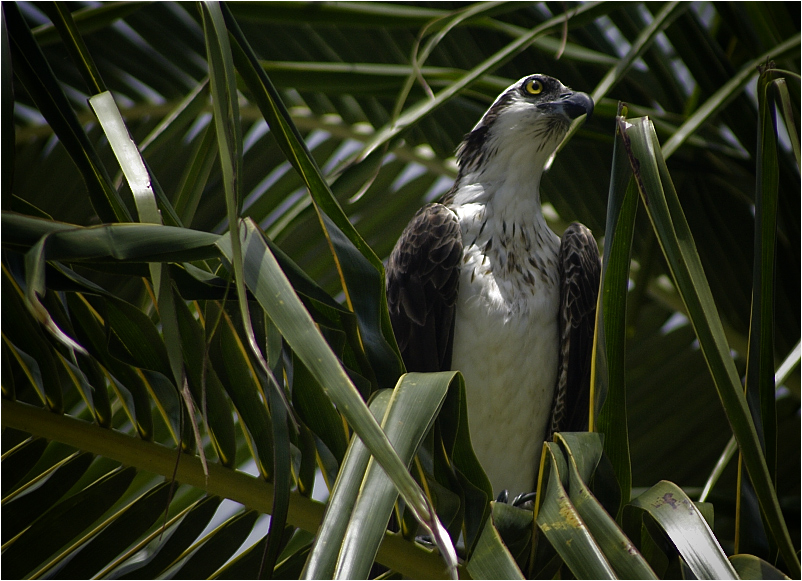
[550,222,601,435]
[386,203,463,373]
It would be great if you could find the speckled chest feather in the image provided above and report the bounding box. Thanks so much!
[449,200,561,498]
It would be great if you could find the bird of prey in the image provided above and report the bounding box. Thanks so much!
[386,74,601,500]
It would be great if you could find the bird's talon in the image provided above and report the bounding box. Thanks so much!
[512,491,537,508]
[415,534,435,547]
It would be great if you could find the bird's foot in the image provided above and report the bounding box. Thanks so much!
[415,535,435,548]
[495,489,536,510]
[511,491,536,509]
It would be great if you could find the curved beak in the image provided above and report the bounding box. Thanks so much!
[538,91,594,120]
[562,91,594,120]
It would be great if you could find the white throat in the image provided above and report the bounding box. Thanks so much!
[448,142,559,296]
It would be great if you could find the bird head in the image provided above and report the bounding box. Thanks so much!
[455,75,594,179]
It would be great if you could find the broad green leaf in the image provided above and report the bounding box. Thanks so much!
[744,69,781,486]
[334,372,460,579]
[64,292,151,437]
[626,481,737,580]
[434,368,493,553]
[535,442,616,579]
[103,295,171,378]
[620,115,799,576]
[2,213,76,250]
[304,389,392,579]
[2,214,221,262]
[296,424,318,498]
[173,119,218,228]
[466,509,525,580]
[216,219,457,576]
[730,554,791,580]
[592,107,638,514]
[486,501,532,570]
[88,91,160,226]
[557,433,656,579]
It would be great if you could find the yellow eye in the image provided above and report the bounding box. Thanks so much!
[525,78,543,95]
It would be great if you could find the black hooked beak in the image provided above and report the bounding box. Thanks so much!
[538,91,594,120]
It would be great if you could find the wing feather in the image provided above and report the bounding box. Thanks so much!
[386,203,462,373]
[550,222,601,435]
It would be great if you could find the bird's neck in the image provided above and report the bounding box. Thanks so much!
[447,169,559,299]
[448,164,561,304]
[448,153,552,238]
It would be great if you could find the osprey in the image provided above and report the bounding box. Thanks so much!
[386,74,601,500]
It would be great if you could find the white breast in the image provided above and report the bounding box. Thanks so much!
[450,202,560,499]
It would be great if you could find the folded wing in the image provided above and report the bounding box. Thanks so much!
[386,203,463,373]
